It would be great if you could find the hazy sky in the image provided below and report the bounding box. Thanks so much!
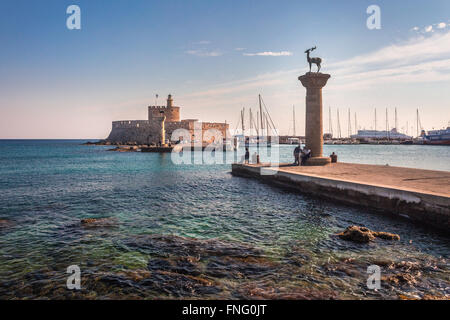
[0,0,449,138]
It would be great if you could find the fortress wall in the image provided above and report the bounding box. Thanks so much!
[112,120,150,129]
[107,125,160,145]
[165,121,192,142]
[202,122,229,142]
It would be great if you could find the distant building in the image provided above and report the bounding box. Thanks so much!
[106,95,229,145]
[351,128,411,140]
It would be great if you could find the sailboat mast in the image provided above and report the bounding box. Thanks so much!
[348,108,352,137]
[416,108,419,137]
[293,105,296,136]
[241,108,245,134]
[386,108,390,140]
[259,94,264,136]
[329,106,332,136]
[374,108,377,138]
[256,111,260,136]
[395,107,398,131]
[337,109,342,139]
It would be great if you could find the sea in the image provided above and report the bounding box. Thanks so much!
[0,140,448,299]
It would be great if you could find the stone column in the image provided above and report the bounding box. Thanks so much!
[298,72,331,165]
[159,115,167,146]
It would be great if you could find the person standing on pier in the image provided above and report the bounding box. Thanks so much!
[293,144,301,165]
[245,147,250,164]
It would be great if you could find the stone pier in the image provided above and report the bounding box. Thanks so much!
[298,72,331,166]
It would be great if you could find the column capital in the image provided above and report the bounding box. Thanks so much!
[298,72,331,89]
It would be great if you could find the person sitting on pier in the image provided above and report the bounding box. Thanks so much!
[330,152,338,163]
[301,147,311,165]
[252,152,258,164]
[293,144,301,165]
[244,147,250,164]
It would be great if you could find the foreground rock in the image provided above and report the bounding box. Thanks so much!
[337,226,400,243]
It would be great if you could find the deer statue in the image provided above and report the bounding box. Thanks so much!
[305,46,322,72]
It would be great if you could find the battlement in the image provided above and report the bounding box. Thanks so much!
[148,105,180,110]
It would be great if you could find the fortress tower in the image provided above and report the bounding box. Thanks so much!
[148,94,180,122]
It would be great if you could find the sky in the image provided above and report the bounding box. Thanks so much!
[0,0,449,138]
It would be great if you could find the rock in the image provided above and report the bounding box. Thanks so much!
[82,140,107,145]
[80,217,117,228]
[139,270,221,297]
[421,294,449,300]
[337,226,375,243]
[337,226,400,243]
[383,273,418,286]
[373,231,400,241]
[235,283,338,300]
[0,219,13,229]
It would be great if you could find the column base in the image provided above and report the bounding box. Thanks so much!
[305,157,331,166]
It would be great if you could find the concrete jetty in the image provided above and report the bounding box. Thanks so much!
[231,162,450,234]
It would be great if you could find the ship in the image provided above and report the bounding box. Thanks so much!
[424,126,450,145]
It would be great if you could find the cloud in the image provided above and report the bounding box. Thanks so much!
[437,22,447,29]
[193,40,211,45]
[185,49,222,57]
[235,47,246,51]
[329,30,450,72]
[185,30,450,100]
[424,25,433,33]
[243,51,293,57]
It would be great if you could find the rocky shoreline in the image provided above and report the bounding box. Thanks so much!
[2,218,446,300]
[83,140,153,152]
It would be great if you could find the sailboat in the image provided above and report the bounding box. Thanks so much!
[235,94,277,148]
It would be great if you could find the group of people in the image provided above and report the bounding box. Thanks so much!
[293,144,311,166]
[244,147,260,164]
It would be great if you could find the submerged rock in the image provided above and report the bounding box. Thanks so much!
[337,226,400,243]
[205,256,279,279]
[122,234,264,258]
[235,282,338,300]
[80,217,118,228]
[383,272,418,286]
[0,219,13,229]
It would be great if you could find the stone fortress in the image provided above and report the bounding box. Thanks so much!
[106,95,229,145]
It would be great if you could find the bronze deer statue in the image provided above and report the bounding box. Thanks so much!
[305,46,321,72]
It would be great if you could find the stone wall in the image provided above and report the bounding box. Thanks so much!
[107,120,229,145]
[107,123,160,145]
[202,122,229,143]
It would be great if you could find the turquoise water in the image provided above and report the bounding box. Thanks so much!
[0,140,448,299]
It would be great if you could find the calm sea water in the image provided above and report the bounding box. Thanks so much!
[0,140,448,299]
